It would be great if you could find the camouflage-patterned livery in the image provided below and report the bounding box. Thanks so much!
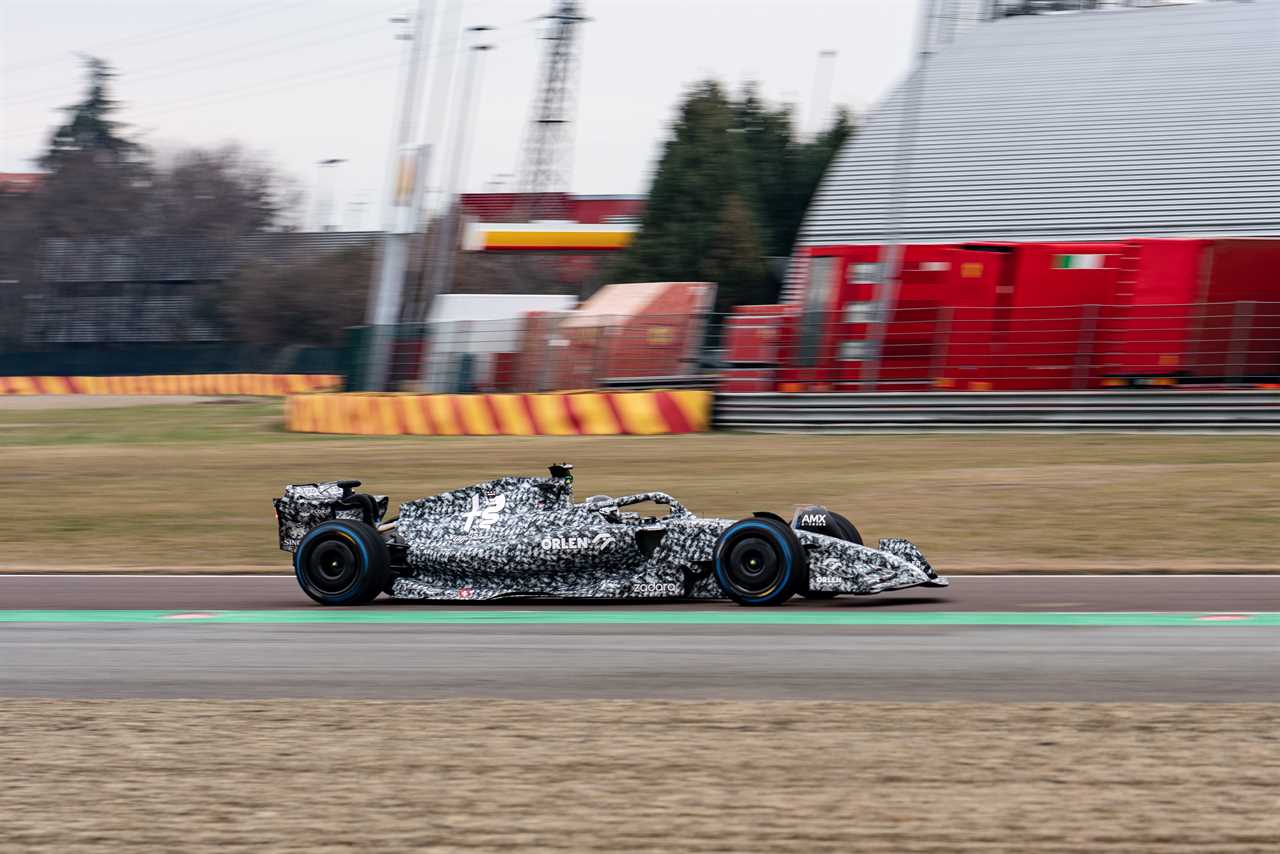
[274,465,948,602]
[274,482,389,553]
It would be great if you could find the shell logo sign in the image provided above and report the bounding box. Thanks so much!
[463,222,636,252]
[393,151,417,207]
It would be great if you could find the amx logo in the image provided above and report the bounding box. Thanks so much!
[541,533,614,551]
[462,494,506,532]
[800,513,827,526]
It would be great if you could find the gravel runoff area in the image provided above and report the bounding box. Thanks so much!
[1,700,1276,853]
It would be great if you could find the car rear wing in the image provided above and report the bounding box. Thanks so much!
[273,480,389,553]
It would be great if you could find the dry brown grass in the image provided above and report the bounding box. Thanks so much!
[1,700,1277,853]
[1,401,1277,569]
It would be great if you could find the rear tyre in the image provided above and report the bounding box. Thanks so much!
[294,519,390,606]
[793,507,862,599]
[713,517,804,606]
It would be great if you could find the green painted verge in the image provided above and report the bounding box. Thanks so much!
[0,610,1278,626]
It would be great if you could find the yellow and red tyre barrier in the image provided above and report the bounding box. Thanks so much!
[286,390,712,436]
[0,374,342,396]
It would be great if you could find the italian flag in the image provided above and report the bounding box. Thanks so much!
[1053,253,1106,270]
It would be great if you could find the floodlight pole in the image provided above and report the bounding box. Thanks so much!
[807,49,838,138]
[862,0,940,393]
[364,0,437,391]
[414,34,495,391]
[426,32,495,316]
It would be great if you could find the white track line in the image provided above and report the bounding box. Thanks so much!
[949,574,1280,579]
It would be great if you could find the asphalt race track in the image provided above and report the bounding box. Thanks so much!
[5,573,1280,611]
[1,574,1277,702]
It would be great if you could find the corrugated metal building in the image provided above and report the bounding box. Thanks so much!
[792,0,1280,286]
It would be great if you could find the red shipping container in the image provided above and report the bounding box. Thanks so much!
[1005,241,1127,390]
[513,310,572,392]
[720,305,792,392]
[553,282,716,390]
[774,237,1280,393]
[935,245,1012,390]
[779,245,954,392]
[490,351,519,392]
[1111,239,1280,382]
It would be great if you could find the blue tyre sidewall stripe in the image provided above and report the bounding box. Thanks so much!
[714,520,794,604]
[295,521,372,604]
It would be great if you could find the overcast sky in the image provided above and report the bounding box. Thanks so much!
[1,0,920,230]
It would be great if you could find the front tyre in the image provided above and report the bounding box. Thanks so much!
[713,517,805,606]
[294,519,390,606]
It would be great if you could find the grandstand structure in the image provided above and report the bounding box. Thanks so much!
[791,0,1280,296]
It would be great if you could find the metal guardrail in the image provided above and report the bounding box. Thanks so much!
[599,373,721,390]
[714,391,1280,431]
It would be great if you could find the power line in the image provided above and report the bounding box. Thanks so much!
[131,23,533,122]
[0,54,397,143]
[1,22,538,144]
[0,0,311,74]
[6,3,407,108]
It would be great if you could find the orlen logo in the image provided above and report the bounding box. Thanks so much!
[800,513,827,526]
[542,533,614,551]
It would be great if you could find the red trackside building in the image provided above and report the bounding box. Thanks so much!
[720,238,1280,392]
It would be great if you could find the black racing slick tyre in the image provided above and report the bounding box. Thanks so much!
[823,510,862,545]
[713,516,805,606]
[792,506,863,545]
[793,507,863,599]
[294,519,390,606]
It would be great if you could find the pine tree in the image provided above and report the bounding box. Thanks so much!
[33,56,150,240]
[615,80,855,310]
[39,56,140,170]
[732,84,794,258]
[705,193,771,310]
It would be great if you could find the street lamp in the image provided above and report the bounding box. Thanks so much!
[315,157,347,232]
[425,27,496,311]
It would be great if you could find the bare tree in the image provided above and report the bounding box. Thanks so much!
[142,144,301,241]
[224,245,374,348]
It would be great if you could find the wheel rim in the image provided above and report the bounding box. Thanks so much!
[725,536,781,595]
[305,539,359,595]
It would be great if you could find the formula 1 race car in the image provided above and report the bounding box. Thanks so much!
[273,464,948,606]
